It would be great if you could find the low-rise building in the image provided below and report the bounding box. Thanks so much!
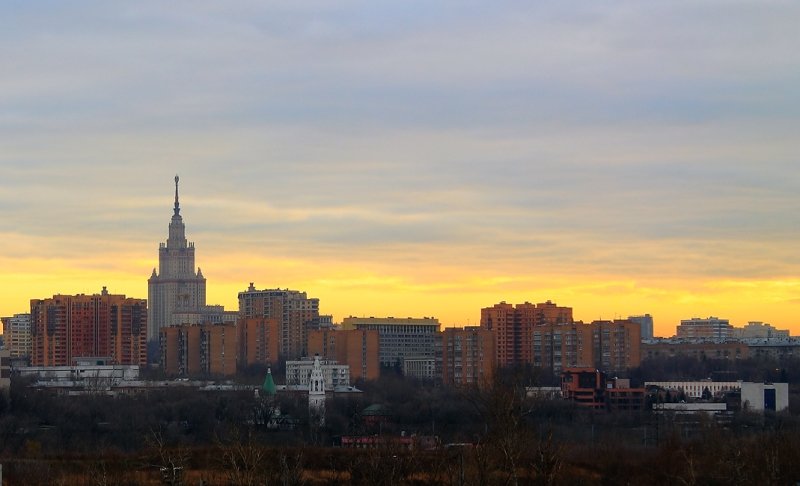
[561,368,606,409]
[561,368,645,411]
[741,382,788,412]
[734,322,790,339]
[403,358,438,380]
[17,363,140,382]
[646,381,741,400]
[642,339,750,360]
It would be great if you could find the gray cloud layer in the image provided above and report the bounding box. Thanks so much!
[1,1,799,281]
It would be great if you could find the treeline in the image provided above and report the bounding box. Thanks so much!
[1,374,800,485]
[1,356,800,484]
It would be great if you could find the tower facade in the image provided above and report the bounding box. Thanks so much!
[308,355,326,427]
[148,176,207,342]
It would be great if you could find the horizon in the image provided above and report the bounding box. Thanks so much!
[2,3,799,337]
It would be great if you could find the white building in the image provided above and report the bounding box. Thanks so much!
[646,381,741,399]
[17,363,140,382]
[741,382,788,412]
[734,322,790,339]
[653,402,728,415]
[286,357,350,388]
[403,358,438,380]
[1,313,32,358]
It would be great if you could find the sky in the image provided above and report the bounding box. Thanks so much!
[1,1,800,337]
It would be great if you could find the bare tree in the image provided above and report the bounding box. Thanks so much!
[218,429,266,486]
[147,428,189,486]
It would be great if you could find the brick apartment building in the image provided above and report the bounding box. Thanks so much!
[160,323,237,376]
[441,326,495,387]
[238,283,320,360]
[307,328,380,382]
[237,317,281,368]
[30,288,147,366]
[480,301,573,368]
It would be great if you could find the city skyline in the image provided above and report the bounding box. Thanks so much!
[2,3,800,336]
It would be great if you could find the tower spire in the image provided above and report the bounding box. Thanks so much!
[174,175,180,215]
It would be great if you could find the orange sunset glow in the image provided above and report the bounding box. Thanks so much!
[1,3,799,338]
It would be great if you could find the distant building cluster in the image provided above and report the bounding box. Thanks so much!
[480,301,642,375]
[642,318,797,362]
[1,177,797,391]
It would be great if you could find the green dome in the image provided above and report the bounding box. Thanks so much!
[262,368,277,396]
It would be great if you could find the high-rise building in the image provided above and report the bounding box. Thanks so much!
[589,319,641,374]
[238,317,281,368]
[628,314,654,340]
[159,323,237,376]
[340,316,440,376]
[677,317,733,340]
[30,288,147,367]
[1,313,32,358]
[531,322,594,374]
[480,301,573,368]
[238,283,320,360]
[441,326,495,387]
[307,329,379,382]
[148,176,207,342]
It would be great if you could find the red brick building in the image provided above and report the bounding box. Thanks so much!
[480,301,573,368]
[30,288,147,367]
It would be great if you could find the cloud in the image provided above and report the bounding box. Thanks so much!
[1,2,800,331]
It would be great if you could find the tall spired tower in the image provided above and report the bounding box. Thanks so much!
[147,176,207,342]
